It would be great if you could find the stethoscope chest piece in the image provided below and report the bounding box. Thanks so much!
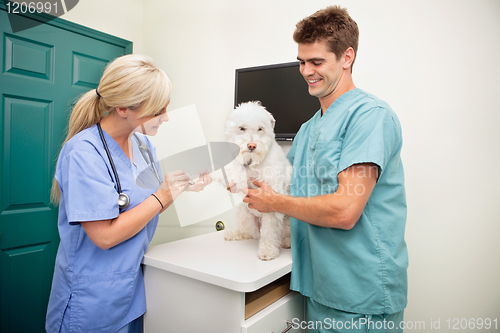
[118,193,130,209]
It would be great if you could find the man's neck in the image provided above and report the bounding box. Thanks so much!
[320,76,356,115]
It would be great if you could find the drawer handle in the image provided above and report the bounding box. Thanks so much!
[274,320,294,333]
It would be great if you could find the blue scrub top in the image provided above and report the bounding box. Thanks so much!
[46,125,160,333]
[287,88,408,315]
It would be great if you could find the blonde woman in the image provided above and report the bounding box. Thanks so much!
[45,54,210,333]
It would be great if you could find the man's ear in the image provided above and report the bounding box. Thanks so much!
[115,107,129,118]
[343,47,355,70]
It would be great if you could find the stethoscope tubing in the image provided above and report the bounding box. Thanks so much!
[97,122,122,194]
[97,123,163,210]
[97,122,131,209]
[132,134,162,186]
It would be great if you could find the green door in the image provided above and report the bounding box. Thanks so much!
[0,7,132,332]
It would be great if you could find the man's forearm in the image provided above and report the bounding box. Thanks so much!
[244,164,378,229]
[273,192,357,229]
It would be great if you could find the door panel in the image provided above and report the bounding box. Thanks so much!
[4,33,54,81]
[1,243,51,333]
[0,6,132,332]
[3,95,52,211]
[72,52,111,88]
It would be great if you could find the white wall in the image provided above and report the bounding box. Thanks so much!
[141,0,500,330]
[61,0,500,329]
[61,0,144,53]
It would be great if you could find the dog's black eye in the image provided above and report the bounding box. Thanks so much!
[258,127,263,131]
[240,127,246,131]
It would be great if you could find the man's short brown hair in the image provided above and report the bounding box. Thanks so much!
[293,6,359,70]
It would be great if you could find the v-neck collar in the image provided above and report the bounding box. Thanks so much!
[93,125,133,170]
[309,88,362,149]
[320,88,361,118]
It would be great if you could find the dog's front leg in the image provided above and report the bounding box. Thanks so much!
[224,205,260,241]
[257,212,285,260]
[281,216,291,249]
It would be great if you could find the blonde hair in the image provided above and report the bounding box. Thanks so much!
[50,54,172,204]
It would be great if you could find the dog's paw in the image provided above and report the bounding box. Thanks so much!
[224,229,243,241]
[281,234,291,249]
[257,246,280,261]
[224,229,253,241]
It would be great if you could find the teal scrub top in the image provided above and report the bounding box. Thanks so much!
[287,88,408,315]
[46,125,159,333]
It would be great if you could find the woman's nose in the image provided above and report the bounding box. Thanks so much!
[160,113,169,123]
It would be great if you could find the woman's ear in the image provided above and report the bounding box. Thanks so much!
[115,107,130,118]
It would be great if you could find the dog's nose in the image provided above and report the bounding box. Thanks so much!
[247,143,257,151]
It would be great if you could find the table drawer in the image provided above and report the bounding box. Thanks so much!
[242,292,304,333]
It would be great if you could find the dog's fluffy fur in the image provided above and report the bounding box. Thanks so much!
[222,101,292,261]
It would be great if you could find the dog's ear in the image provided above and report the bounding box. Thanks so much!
[268,112,276,129]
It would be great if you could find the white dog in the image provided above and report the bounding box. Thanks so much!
[222,101,292,261]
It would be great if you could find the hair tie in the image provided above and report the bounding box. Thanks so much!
[95,88,102,98]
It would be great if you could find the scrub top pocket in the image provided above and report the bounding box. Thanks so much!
[75,270,136,332]
[313,141,342,195]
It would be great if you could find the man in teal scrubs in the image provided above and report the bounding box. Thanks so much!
[243,6,408,332]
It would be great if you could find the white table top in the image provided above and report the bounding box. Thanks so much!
[142,231,292,292]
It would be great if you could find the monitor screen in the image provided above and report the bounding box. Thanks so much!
[234,62,320,141]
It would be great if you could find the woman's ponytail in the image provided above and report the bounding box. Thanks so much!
[50,90,106,204]
[65,90,105,145]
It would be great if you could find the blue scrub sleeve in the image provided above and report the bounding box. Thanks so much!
[287,139,297,165]
[58,149,120,224]
[337,106,401,176]
[287,119,309,165]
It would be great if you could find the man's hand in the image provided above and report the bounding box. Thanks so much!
[242,179,281,213]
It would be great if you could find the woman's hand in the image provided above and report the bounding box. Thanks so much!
[185,171,212,192]
[155,170,189,206]
[150,170,213,215]
[81,171,190,249]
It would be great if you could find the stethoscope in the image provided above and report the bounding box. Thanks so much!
[97,122,162,209]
